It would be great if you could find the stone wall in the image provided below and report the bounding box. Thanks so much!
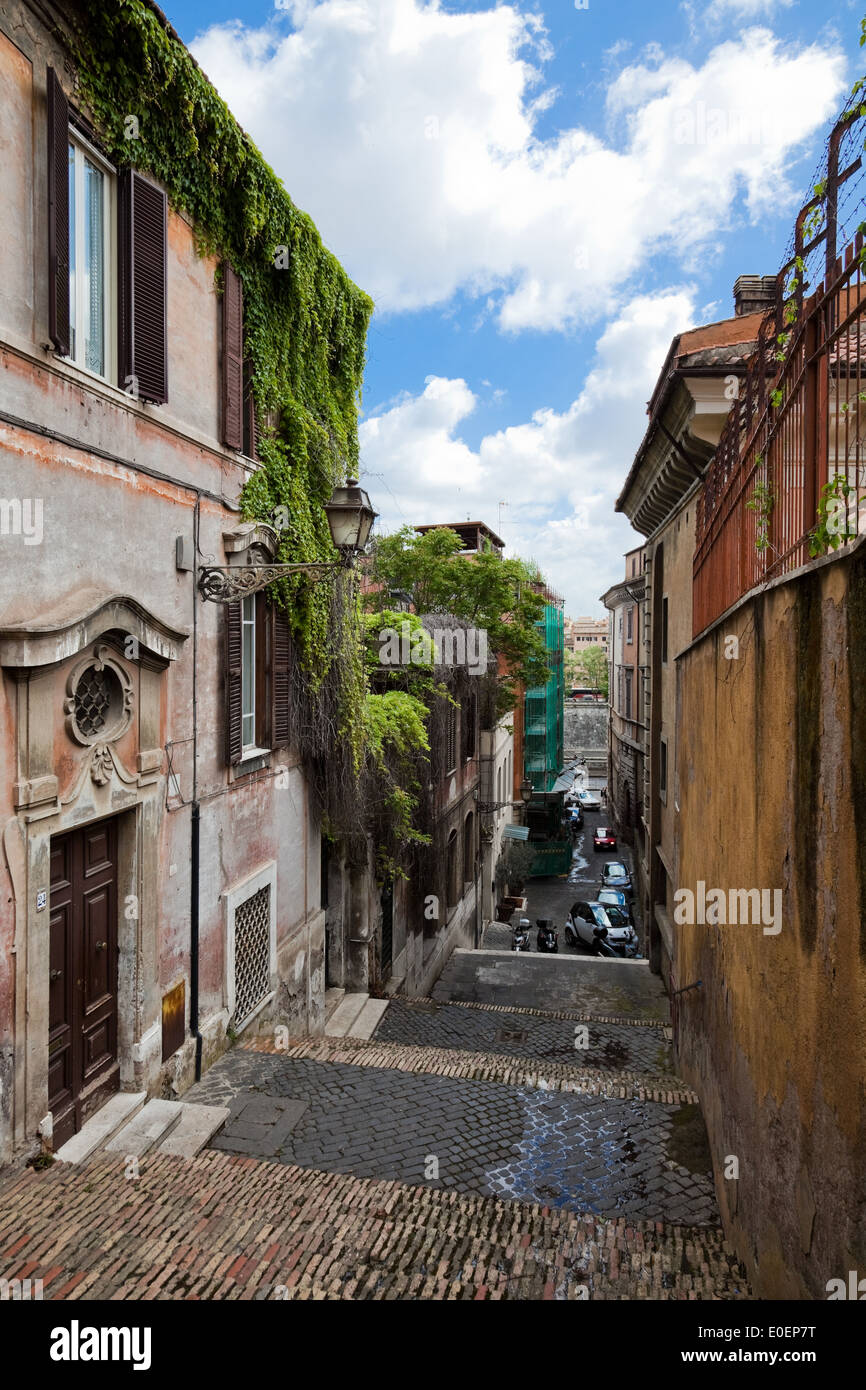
[674,536,866,1299]
[564,701,609,763]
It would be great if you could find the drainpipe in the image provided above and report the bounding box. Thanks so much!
[190,495,203,1080]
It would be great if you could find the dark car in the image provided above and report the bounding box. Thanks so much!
[600,860,634,898]
[593,825,617,852]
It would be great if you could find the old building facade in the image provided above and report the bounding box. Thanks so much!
[601,546,646,851]
[0,1,337,1162]
[614,291,767,982]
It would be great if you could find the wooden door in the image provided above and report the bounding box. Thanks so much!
[48,819,119,1148]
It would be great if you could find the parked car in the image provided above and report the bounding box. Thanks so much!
[535,919,559,953]
[600,861,634,898]
[568,804,583,827]
[597,887,632,922]
[593,825,617,852]
[576,788,601,811]
[565,901,639,957]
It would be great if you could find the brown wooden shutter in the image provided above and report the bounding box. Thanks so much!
[225,601,243,765]
[243,358,259,460]
[271,607,291,748]
[118,170,168,403]
[47,68,70,356]
[222,264,243,450]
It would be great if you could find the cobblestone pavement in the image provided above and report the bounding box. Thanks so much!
[186,1046,718,1224]
[434,948,669,1020]
[0,1149,751,1299]
[375,997,674,1076]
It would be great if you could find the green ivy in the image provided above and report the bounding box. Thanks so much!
[67,0,373,685]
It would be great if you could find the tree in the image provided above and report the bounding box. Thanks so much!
[366,526,551,715]
[574,643,609,698]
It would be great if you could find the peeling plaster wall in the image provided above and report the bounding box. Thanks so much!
[675,542,866,1298]
[0,5,325,1162]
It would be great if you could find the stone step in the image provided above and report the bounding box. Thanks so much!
[243,1033,697,1103]
[324,987,346,1023]
[325,991,370,1038]
[104,1098,184,1157]
[350,997,390,1039]
[54,1091,148,1165]
[155,1102,232,1158]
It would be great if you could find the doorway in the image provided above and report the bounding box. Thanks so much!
[48,817,120,1148]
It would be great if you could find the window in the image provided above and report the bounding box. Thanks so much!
[224,862,277,1031]
[67,135,114,378]
[624,668,633,720]
[225,596,291,765]
[660,739,667,798]
[462,692,477,761]
[662,597,669,664]
[47,69,167,401]
[445,704,457,774]
[463,813,475,887]
[626,606,633,644]
[241,594,256,750]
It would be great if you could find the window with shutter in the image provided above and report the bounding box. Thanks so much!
[222,264,244,450]
[271,607,291,747]
[47,68,70,356]
[118,170,167,403]
[225,600,243,765]
[243,359,259,460]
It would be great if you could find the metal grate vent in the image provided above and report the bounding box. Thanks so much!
[74,667,113,738]
[233,885,271,1026]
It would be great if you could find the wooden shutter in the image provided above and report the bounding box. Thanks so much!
[222,264,243,450]
[47,68,70,356]
[243,358,259,460]
[118,170,168,403]
[225,601,243,765]
[271,607,291,748]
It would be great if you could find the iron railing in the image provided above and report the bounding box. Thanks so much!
[693,98,866,636]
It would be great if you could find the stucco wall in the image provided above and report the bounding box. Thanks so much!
[674,539,866,1298]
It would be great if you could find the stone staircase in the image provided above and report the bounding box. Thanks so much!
[54,1092,230,1164]
[324,989,390,1040]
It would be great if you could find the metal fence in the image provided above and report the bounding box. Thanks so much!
[693,98,866,636]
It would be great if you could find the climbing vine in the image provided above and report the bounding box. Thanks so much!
[66,0,373,677]
[61,1,436,860]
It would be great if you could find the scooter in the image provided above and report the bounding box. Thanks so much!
[512,918,532,952]
[592,926,618,958]
[536,918,558,953]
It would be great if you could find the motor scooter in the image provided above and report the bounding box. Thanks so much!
[512,917,531,951]
[536,918,558,953]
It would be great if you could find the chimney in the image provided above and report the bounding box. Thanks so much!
[733,274,776,317]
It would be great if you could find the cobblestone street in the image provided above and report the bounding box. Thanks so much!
[0,947,750,1298]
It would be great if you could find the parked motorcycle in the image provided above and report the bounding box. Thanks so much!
[512,918,532,952]
[592,926,618,958]
[536,918,558,953]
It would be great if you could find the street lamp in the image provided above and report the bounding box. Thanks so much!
[519,778,533,804]
[198,478,378,603]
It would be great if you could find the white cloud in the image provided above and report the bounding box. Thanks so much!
[360,289,697,612]
[192,1,845,331]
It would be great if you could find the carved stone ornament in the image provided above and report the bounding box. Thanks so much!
[64,644,134,748]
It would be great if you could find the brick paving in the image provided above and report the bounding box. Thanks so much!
[0,1149,750,1299]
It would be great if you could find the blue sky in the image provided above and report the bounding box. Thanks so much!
[161,0,861,613]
